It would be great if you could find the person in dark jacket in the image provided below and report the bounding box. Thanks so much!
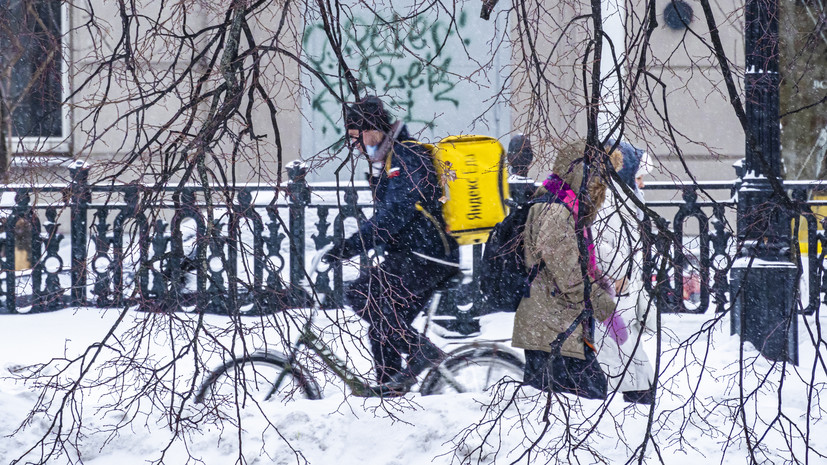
[507,134,534,178]
[323,96,461,392]
[507,134,536,205]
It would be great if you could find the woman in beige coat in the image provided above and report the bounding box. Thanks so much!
[512,141,624,399]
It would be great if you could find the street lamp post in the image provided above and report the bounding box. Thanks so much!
[730,0,798,364]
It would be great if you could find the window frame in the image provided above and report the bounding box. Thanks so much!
[5,0,70,155]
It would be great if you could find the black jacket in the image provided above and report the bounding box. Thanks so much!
[339,125,460,265]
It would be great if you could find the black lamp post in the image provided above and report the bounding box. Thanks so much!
[730,0,798,364]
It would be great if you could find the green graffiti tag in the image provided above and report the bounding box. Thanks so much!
[303,11,470,142]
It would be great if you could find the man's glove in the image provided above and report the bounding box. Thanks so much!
[320,242,345,265]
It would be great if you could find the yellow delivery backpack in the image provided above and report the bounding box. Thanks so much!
[428,135,510,245]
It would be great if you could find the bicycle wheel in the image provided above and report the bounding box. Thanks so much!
[195,352,322,405]
[419,344,524,395]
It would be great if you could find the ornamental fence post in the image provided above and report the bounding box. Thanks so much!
[69,162,90,307]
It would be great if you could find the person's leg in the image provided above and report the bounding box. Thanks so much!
[380,254,459,374]
[344,255,456,383]
[615,305,655,404]
[622,386,655,404]
[344,266,403,384]
[523,349,552,391]
[347,252,459,390]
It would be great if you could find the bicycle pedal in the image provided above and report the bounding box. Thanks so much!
[430,316,481,336]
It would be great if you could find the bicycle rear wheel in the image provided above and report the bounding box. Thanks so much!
[196,352,322,405]
[419,344,524,395]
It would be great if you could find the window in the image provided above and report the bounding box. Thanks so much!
[779,0,827,180]
[0,0,66,152]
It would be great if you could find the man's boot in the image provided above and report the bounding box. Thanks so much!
[370,336,446,396]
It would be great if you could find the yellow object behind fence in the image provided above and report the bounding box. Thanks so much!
[797,193,827,255]
[14,218,32,270]
[432,135,510,245]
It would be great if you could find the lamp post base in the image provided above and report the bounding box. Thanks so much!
[730,257,798,364]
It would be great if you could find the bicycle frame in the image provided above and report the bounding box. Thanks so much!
[272,252,506,398]
[199,255,524,403]
[277,252,380,397]
[285,316,378,397]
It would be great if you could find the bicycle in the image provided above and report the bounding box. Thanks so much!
[194,251,525,404]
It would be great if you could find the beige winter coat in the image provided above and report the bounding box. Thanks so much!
[511,194,617,359]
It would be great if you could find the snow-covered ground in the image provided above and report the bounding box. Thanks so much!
[1,302,825,465]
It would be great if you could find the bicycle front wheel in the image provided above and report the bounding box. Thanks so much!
[419,344,524,395]
[196,352,322,406]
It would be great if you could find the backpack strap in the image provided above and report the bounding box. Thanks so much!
[389,139,452,255]
[522,193,560,297]
[408,140,456,253]
[523,262,547,298]
[415,202,452,256]
[522,191,600,354]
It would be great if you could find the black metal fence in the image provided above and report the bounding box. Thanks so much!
[640,181,736,315]
[0,163,824,321]
[642,179,825,318]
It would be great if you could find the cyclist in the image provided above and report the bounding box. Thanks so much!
[322,96,461,394]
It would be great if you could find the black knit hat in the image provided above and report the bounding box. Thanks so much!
[345,96,393,133]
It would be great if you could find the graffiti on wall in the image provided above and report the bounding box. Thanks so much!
[302,11,472,149]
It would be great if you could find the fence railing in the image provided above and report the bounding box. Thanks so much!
[0,164,824,323]
[640,181,736,315]
[642,179,826,316]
